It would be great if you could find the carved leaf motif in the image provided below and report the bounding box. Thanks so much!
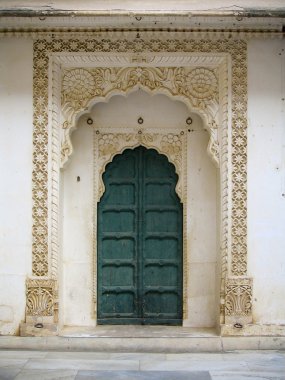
[26,288,53,316]
[225,278,252,317]
[26,280,57,317]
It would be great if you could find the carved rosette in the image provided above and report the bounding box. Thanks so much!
[61,66,219,168]
[25,279,58,323]
[96,131,184,201]
[225,277,253,324]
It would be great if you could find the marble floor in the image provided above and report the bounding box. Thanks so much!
[0,350,284,380]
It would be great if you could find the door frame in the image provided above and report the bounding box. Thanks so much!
[23,41,254,334]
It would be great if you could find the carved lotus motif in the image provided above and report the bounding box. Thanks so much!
[186,68,218,100]
[62,68,95,102]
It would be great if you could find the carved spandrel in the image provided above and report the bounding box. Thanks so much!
[60,66,220,168]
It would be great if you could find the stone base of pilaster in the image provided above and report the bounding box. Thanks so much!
[20,322,58,337]
[221,323,285,337]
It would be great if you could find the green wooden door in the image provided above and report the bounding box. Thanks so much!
[98,146,182,325]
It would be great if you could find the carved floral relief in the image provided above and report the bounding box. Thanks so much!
[61,66,219,167]
[225,278,253,323]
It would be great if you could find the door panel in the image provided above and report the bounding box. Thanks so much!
[98,146,182,325]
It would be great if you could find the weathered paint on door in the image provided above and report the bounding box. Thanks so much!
[97,146,182,325]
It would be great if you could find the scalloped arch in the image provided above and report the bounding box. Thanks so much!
[60,66,221,168]
[98,140,182,202]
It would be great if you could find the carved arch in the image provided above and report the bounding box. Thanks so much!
[60,66,221,168]
[95,131,185,203]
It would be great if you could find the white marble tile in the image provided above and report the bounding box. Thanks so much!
[45,352,111,360]
[245,353,285,372]
[0,367,21,379]
[108,353,166,360]
[166,353,224,361]
[0,359,27,368]
[75,370,211,380]
[222,351,281,361]
[140,360,249,371]
[45,351,166,361]
[24,359,139,371]
[15,369,77,380]
[211,376,279,380]
[247,361,285,372]
[210,371,285,380]
[0,350,47,359]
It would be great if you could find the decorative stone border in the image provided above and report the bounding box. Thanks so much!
[23,32,252,334]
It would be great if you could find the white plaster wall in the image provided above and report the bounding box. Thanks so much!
[248,39,285,324]
[0,38,33,335]
[62,91,217,327]
[61,123,95,327]
[88,89,192,130]
[186,121,218,327]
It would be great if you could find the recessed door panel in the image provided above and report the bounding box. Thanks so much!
[145,238,179,259]
[98,146,182,325]
[108,183,136,205]
[102,238,135,260]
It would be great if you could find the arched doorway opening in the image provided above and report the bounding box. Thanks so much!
[60,91,218,329]
[97,146,183,325]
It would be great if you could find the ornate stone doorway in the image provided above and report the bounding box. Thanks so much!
[22,36,253,336]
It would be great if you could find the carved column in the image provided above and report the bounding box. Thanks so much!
[222,38,253,332]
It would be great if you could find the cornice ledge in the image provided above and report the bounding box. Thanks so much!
[0,29,283,40]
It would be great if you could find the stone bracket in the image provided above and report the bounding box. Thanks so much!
[22,278,58,336]
[20,322,58,337]
[24,278,58,327]
[225,277,253,325]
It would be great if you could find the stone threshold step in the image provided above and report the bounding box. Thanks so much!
[60,326,218,338]
[0,336,284,353]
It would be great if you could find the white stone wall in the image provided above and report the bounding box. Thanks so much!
[186,122,218,327]
[0,36,285,334]
[248,38,285,325]
[61,123,95,327]
[0,38,33,334]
